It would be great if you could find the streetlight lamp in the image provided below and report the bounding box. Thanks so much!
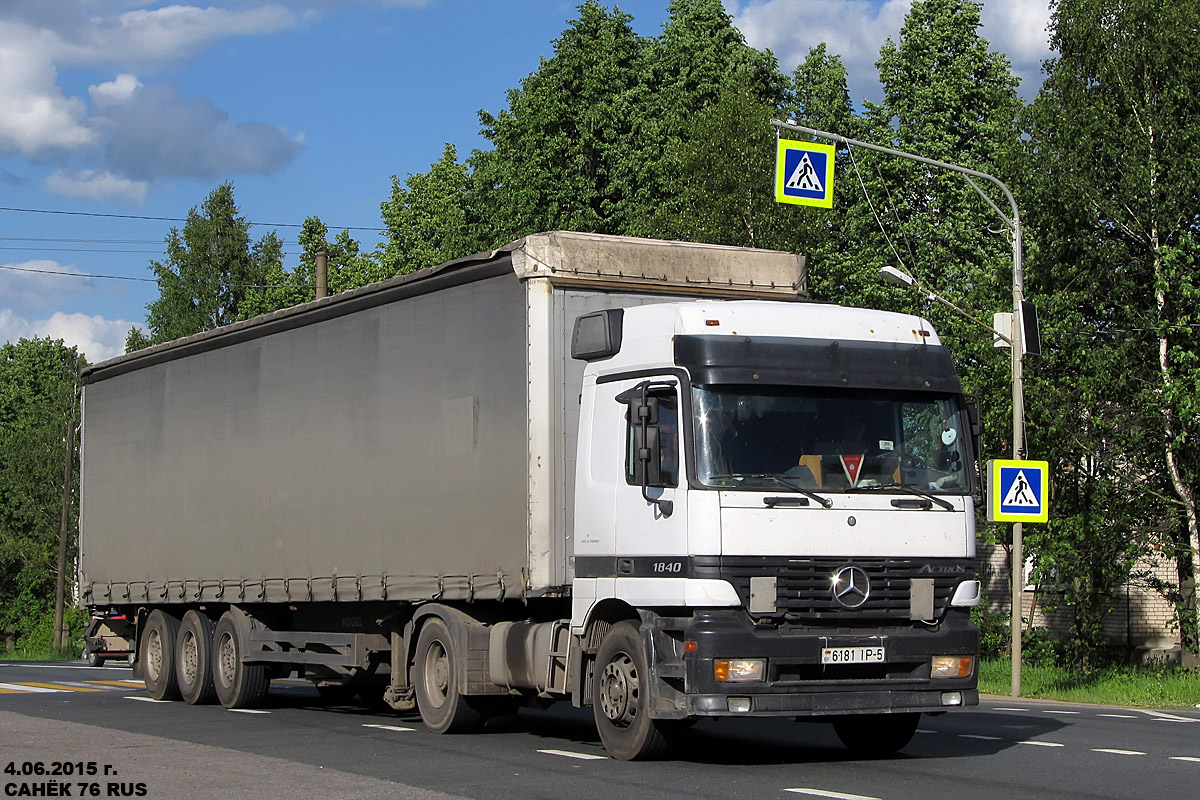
[878,266,1013,346]
[771,118,1030,697]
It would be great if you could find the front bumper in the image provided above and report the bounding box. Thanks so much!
[648,608,979,718]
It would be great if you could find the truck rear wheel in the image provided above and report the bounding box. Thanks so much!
[176,611,217,705]
[142,610,182,701]
[413,617,482,733]
[212,611,270,708]
[593,621,669,760]
[832,712,920,756]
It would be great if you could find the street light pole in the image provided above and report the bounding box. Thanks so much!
[772,119,1029,696]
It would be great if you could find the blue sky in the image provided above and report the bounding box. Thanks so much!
[0,0,1053,363]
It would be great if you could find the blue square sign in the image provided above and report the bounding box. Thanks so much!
[988,459,1049,523]
[775,140,834,208]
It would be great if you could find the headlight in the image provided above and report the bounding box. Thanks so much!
[714,658,765,682]
[931,655,974,679]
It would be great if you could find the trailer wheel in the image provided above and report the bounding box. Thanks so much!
[413,617,482,734]
[212,611,270,708]
[592,621,669,760]
[84,649,101,667]
[832,713,920,756]
[141,610,182,701]
[176,611,217,705]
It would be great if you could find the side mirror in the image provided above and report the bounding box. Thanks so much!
[635,395,673,517]
[964,397,985,507]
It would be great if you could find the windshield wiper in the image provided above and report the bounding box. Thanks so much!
[850,482,955,511]
[725,473,834,509]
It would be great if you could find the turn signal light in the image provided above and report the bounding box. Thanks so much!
[931,655,974,679]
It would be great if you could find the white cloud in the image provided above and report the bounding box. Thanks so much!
[44,169,149,203]
[0,259,91,310]
[91,81,305,181]
[732,0,1054,104]
[0,3,305,190]
[0,308,136,364]
[0,23,98,157]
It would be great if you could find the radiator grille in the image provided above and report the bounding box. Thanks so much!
[705,557,971,622]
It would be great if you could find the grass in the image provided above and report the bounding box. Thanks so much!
[0,644,84,662]
[979,658,1200,709]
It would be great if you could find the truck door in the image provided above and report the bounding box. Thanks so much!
[612,379,688,580]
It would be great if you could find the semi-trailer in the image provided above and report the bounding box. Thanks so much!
[80,231,981,760]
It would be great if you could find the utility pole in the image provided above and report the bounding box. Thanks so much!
[316,250,329,300]
[772,119,1029,696]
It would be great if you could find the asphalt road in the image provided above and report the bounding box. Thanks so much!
[1,660,1197,800]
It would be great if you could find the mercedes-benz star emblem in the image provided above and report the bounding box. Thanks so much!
[832,566,871,609]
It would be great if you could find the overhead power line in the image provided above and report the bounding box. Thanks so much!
[0,205,386,233]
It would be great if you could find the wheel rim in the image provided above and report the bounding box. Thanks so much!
[422,639,449,709]
[145,629,163,682]
[180,631,198,685]
[598,652,639,728]
[217,632,237,686]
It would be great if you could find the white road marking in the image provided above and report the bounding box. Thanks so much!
[959,734,1002,741]
[0,683,63,693]
[1140,709,1197,723]
[1019,740,1065,747]
[992,707,1029,712]
[537,749,607,761]
[1169,757,1200,763]
[1092,749,1144,756]
[1098,714,1138,719]
[362,724,415,733]
[915,729,937,734]
[125,696,171,703]
[1041,709,1080,715]
[785,789,881,800]
[227,708,271,714]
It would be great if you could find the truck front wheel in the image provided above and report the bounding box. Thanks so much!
[413,617,482,734]
[212,611,270,708]
[831,712,920,756]
[141,610,181,701]
[176,610,217,705]
[592,621,669,760]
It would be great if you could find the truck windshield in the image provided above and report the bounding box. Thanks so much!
[691,385,971,494]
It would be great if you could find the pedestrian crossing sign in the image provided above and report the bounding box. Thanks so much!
[988,459,1049,523]
[775,139,835,208]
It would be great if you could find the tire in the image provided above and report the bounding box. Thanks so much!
[832,712,920,756]
[211,611,271,708]
[141,610,182,701]
[176,611,218,705]
[84,649,101,668]
[413,617,482,734]
[592,621,669,760]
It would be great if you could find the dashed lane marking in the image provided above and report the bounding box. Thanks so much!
[227,708,271,714]
[1041,709,1080,715]
[537,749,607,761]
[785,789,881,800]
[125,696,171,703]
[1170,757,1200,763]
[1098,714,1138,719]
[1093,749,1144,756]
[1018,740,1065,747]
[362,724,415,733]
[0,681,102,693]
[959,734,1002,741]
[992,707,1029,712]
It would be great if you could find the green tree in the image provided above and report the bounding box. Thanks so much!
[379,144,485,274]
[130,182,278,348]
[1025,0,1200,658]
[240,218,384,318]
[626,0,785,235]
[473,1,645,243]
[0,338,83,651]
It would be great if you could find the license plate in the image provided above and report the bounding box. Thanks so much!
[821,646,885,665]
